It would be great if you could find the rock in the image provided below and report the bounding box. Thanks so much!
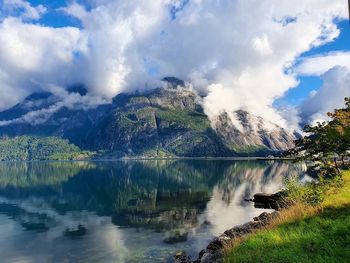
[63,224,87,238]
[212,250,224,260]
[254,211,269,221]
[174,251,191,263]
[217,234,231,244]
[253,192,287,210]
[206,239,224,252]
[175,252,186,258]
[198,249,206,259]
[200,253,214,263]
[164,230,188,244]
[224,229,237,238]
[199,250,223,263]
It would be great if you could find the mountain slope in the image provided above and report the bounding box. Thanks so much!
[86,87,234,157]
[0,80,295,158]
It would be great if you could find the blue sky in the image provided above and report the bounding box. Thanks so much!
[277,20,350,106]
[27,0,83,27]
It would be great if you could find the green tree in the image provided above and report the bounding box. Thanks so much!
[326,97,350,167]
[290,98,350,177]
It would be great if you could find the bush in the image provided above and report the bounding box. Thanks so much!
[284,177,325,206]
[284,173,344,206]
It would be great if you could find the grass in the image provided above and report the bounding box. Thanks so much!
[224,171,350,263]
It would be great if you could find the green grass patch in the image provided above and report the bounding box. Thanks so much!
[224,171,350,263]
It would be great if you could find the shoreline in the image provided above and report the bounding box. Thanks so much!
[0,156,296,163]
[222,171,350,263]
[174,211,280,263]
[174,192,285,263]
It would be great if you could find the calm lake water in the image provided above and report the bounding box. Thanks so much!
[0,160,307,263]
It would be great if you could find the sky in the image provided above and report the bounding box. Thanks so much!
[0,0,349,130]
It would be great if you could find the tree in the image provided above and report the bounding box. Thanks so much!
[290,98,350,177]
[326,97,350,167]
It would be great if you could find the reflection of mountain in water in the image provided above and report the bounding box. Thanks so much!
[0,161,95,188]
[216,161,304,204]
[0,160,303,263]
[0,161,305,231]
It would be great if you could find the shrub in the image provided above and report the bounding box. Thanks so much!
[284,177,325,205]
[284,172,344,206]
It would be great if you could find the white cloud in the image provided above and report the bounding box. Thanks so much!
[296,51,350,76]
[2,0,46,20]
[0,0,348,130]
[296,50,350,125]
[0,85,109,126]
[252,34,273,56]
[0,16,86,109]
[0,18,85,71]
[59,2,88,21]
[300,66,350,124]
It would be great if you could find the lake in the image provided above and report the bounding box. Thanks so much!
[0,160,307,263]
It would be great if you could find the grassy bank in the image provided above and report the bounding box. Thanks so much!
[224,171,350,263]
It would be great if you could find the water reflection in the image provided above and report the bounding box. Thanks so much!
[0,160,306,263]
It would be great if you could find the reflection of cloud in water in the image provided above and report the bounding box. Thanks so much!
[0,196,130,263]
[0,196,109,229]
[200,162,306,235]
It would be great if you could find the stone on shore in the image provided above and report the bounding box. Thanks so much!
[174,210,280,263]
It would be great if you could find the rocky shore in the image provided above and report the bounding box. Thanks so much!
[174,211,280,263]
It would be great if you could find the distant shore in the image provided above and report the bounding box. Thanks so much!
[93,156,297,161]
[0,156,297,163]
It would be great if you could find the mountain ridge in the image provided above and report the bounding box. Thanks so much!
[0,79,295,158]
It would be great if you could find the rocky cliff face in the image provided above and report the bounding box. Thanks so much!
[212,110,295,154]
[0,80,295,157]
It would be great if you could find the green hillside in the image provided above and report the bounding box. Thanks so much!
[0,136,94,161]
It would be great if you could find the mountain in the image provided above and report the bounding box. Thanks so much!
[0,79,295,158]
[85,86,234,157]
[0,85,112,148]
[212,110,295,154]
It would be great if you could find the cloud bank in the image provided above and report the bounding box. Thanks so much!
[300,66,350,124]
[297,52,350,124]
[296,52,350,76]
[0,0,348,129]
